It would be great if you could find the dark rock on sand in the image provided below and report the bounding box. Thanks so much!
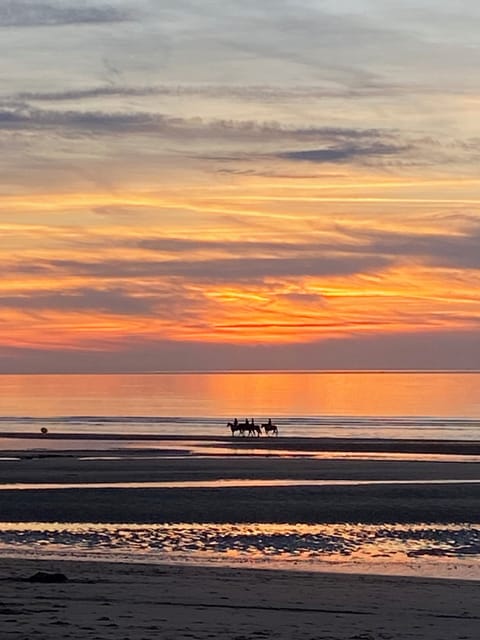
[27,571,68,583]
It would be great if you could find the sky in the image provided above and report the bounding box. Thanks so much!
[1,0,480,373]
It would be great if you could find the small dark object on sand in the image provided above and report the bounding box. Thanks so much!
[27,571,68,583]
[40,427,48,435]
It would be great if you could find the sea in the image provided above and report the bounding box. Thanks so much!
[0,370,480,442]
[0,371,479,579]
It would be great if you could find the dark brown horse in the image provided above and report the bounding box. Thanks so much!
[246,419,261,437]
[262,419,278,436]
[227,419,245,437]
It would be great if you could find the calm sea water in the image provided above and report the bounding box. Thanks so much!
[0,371,480,441]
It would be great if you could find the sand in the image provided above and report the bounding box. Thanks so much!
[0,438,479,637]
[3,451,480,484]
[3,432,480,455]
[0,557,478,640]
[1,482,480,524]
[0,445,479,524]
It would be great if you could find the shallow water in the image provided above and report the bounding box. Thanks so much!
[2,415,480,441]
[2,478,480,490]
[0,521,478,581]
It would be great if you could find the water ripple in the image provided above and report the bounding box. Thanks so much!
[0,521,478,578]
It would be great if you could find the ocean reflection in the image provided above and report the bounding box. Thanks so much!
[0,521,478,580]
[1,439,480,462]
[1,372,480,419]
[2,478,480,490]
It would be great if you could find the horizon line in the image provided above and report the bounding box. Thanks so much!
[1,369,480,376]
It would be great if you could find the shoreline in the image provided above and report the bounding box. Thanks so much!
[0,557,478,639]
[2,432,480,455]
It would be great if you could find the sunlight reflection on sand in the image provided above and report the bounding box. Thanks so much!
[0,521,478,581]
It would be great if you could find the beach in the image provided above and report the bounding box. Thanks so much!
[1,433,479,638]
[0,438,479,524]
[1,557,479,640]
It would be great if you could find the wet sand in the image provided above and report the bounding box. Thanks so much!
[3,432,480,454]
[2,451,480,484]
[0,557,478,640]
[1,439,479,637]
[1,483,479,524]
[0,442,479,524]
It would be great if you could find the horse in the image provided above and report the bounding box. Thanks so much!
[227,419,245,437]
[262,419,278,436]
[246,419,261,437]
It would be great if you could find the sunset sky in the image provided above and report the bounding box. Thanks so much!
[1,0,480,372]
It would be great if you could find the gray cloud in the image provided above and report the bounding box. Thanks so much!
[0,106,404,164]
[0,284,216,324]
[0,106,384,140]
[16,82,406,103]
[0,107,158,133]
[356,226,480,271]
[137,237,327,256]
[0,288,155,315]
[17,86,159,102]
[28,254,389,283]
[214,168,343,179]
[137,225,480,274]
[279,143,406,163]
[0,1,131,27]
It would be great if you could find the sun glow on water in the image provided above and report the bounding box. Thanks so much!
[1,372,480,421]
